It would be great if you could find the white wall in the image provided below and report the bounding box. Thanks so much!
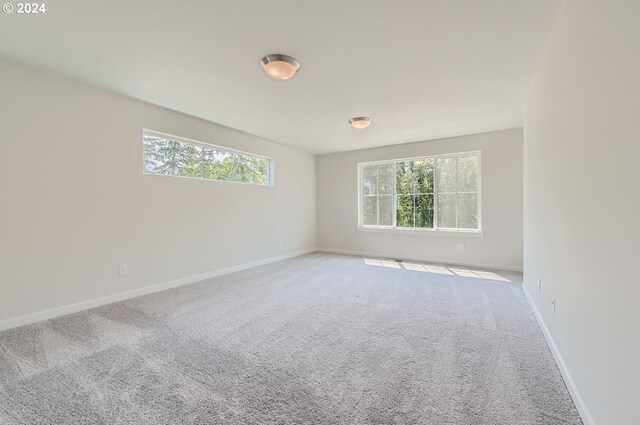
[0,60,316,326]
[524,1,639,424]
[316,128,523,271]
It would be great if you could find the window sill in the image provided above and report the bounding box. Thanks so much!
[357,227,485,237]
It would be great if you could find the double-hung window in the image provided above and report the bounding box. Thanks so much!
[359,152,480,231]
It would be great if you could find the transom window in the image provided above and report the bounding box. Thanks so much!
[143,130,272,186]
[359,152,480,231]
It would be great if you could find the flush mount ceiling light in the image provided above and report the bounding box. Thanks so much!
[349,117,372,129]
[260,54,300,80]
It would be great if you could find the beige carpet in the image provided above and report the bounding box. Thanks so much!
[0,253,582,424]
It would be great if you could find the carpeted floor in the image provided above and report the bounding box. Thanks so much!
[0,253,582,424]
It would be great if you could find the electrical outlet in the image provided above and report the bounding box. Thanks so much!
[537,277,541,292]
[277,239,283,247]
[118,263,128,276]
[458,243,465,251]
[339,234,344,241]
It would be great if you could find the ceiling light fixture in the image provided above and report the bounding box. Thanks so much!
[260,54,300,80]
[349,117,372,129]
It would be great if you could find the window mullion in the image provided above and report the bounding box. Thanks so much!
[392,162,397,228]
[455,158,459,229]
[201,148,206,178]
[434,159,439,230]
[376,166,380,226]
[358,164,362,227]
[412,168,415,228]
[413,194,416,228]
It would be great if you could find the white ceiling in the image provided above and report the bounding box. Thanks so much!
[0,0,561,154]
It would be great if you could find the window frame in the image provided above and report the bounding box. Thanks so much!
[360,162,395,228]
[142,129,274,186]
[357,151,482,235]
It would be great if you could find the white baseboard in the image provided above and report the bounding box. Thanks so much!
[522,283,594,425]
[0,248,316,332]
[317,247,523,272]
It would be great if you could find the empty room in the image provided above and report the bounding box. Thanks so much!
[0,0,637,424]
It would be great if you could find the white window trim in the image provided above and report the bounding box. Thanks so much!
[357,227,485,237]
[142,129,274,187]
[357,151,482,235]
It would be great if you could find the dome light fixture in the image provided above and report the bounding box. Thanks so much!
[349,117,372,129]
[260,54,300,80]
